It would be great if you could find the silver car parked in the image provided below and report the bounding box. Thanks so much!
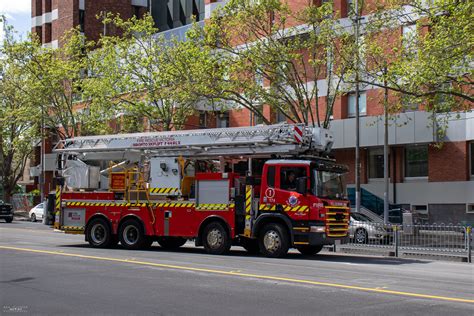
[349,213,391,244]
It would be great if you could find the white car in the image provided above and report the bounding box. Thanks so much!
[29,203,45,222]
[349,213,392,244]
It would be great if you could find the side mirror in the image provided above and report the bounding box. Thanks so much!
[296,177,307,195]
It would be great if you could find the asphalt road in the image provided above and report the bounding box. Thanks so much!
[1,221,473,315]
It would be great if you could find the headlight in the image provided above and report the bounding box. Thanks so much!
[310,226,326,233]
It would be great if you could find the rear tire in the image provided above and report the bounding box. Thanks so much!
[259,223,289,258]
[202,222,231,255]
[296,245,323,256]
[157,237,187,250]
[5,217,13,223]
[86,218,115,248]
[119,218,148,250]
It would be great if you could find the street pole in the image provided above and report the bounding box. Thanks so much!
[40,105,44,202]
[383,66,389,224]
[354,0,361,213]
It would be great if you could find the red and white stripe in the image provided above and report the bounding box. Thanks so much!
[294,126,303,143]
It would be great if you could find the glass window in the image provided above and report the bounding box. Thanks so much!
[313,170,346,199]
[351,213,372,222]
[348,92,366,117]
[470,142,474,177]
[368,148,388,179]
[254,104,264,125]
[402,24,417,52]
[255,68,264,87]
[405,145,428,177]
[199,111,207,128]
[280,167,306,192]
[216,112,229,128]
[79,10,85,33]
[346,0,354,16]
[267,166,275,187]
[276,110,287,123]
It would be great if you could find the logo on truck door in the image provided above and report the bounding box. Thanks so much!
[288,195,299,207]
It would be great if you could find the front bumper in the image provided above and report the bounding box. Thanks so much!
[307,232,349,246]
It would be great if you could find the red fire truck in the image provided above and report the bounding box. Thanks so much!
[53,123,349,257]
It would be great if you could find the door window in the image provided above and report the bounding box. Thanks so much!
[279,167,306,192]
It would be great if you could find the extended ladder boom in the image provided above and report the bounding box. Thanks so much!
[53,123,333,158]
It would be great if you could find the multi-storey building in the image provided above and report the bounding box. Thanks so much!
[31,0,205,47]
[31,0,474,224]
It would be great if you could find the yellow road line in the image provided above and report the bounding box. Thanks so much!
[0,245,472,304]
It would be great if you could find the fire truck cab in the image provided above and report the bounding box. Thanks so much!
[53,123,349,258]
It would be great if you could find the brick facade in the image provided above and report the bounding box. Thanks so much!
[31,0,473,210]
[429,141,469,182]
[31,0,146,47]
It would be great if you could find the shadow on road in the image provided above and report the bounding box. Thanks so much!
[56,243,429,266]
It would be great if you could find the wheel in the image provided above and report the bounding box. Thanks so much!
[30,213,36,222]
[157,237,187,250]
[354,228,368,244]
[119,218,148,250]
[259,223,290,258]
[5,217,13,223]
[86,218,115,248]
[240,238,260,254]
[296,245,323,256]
[202,222,231,255]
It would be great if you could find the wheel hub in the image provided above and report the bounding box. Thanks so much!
[91,224,106,244]
[355,230,366,243]
[123,226,138,245]
[263,230,281,252]
[207,228,223,248]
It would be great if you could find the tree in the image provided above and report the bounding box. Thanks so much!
[357,0,473,114]
[0,25,40,202]
[9,29,114,140]
[88,14,200,131]
[184,0,351,127]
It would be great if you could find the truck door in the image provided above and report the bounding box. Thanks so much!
[273,165,310,220]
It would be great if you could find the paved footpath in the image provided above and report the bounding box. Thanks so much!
[1,221,473,315]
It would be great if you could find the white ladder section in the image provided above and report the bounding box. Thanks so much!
[53,123,333,158]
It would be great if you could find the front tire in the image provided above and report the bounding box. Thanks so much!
[30,213,36,222]
[5,217,13,223]
[354,228,368,244]
[259,223,290,258]
[86,218,115,248]
[296,245,323,256]
[202,222,231,255]
[119,218,148,250]
[157,237,187,250]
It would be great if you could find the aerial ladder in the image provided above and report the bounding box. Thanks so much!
[52,124,349,258]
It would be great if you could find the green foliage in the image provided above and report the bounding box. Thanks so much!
[358,0,473,113]
[0,25,40,201]
[88,14,200,131]
[183,0,351,127]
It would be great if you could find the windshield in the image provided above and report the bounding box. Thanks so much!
[351,213,372,222]
[312,169,346,200]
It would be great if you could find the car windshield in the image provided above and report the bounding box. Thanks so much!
[351,213,373,222]
[37,203,44,208]
[312,169,346,199]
